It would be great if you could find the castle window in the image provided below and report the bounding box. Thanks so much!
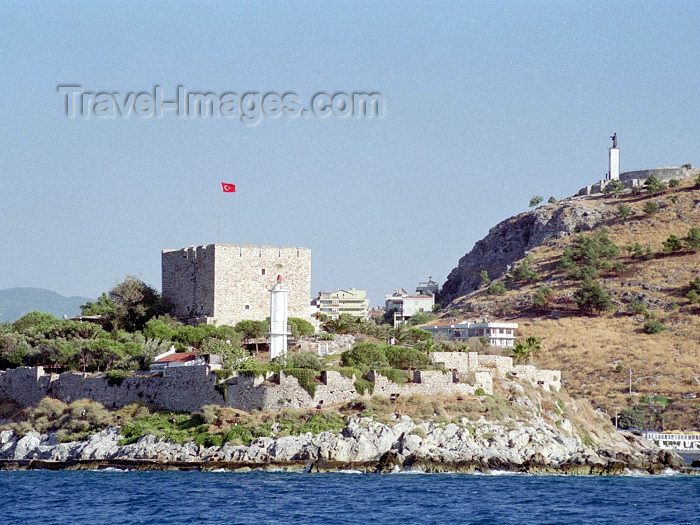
[261,269,266,276]
[244,305,250,310]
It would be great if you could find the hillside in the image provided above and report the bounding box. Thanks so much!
[439,175,700,430]
[0,288,92,322]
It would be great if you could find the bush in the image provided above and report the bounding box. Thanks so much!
[319,332,334,340]
[548,196,556,204]
[287,352,324,371]
[487,281,506,295]
[627,300,648,316]
[375,368,410,384]
[384,346,429,369]
[668,178,680,188]
[533,286,554,310]
[284,368,320,398]
[340,342,389,370]
[480,270,491,287]
[643,317,665,334]
[288,317,315,338]
[573,276,613,314]
[643,200,660,215]
[105,369,129,387]
[617,204,632,219]
[686,227,700,252]
[618,408,645,430]
[529,195,543,207]
[662,235,684,253]
[353,378,374,396]
[643,174,667,195]
[509,256,540,282]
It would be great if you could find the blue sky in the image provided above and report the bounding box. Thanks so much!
[1,1,698,307]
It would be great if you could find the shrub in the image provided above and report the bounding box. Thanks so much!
[668,178,680,188]
[617,204,632,219]
[686,227,700,252]
[696,174,700,187]
[354,378,374,396]
[618,408,645,430]
[643,200,660,215]
[385,346,429,369]
[662,235,684,253]
[573,276,613,314]
[529,195,543,207]
[474,387,487,396]
[643,317,665,334]
[643,174,667,195]
[627,300,648,316]
[487,281,506,295]
[375,368,410,384]
[287,352,324,371]
[340,342,389,370]
[548,196,556,204]
[509,255,540,282]
[105,369,129,387]
[319,332,334,341]
[480,270,491,287]
[533,286,554,310]
[288,317,315,338]
[284,368,320,398]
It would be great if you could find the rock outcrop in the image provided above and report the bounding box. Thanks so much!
[441,199,617,305]
[0,388,687,475]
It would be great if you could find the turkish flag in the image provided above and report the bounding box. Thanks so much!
[221,182,236,192]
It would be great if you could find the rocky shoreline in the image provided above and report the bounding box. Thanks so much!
[0,414,689,475]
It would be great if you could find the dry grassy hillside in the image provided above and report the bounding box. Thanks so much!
[443,177,700,429]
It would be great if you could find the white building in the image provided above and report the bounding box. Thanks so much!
[421,319,518,348]
[385,288,435,327]
[315,288,370,320]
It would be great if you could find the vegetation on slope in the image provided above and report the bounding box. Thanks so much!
[441,177,700,429]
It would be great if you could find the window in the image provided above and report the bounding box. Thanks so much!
[261,269,266,275]
[244,305,250,310]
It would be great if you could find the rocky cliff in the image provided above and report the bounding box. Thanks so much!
[0,380,687,475]
[441,198,617,304]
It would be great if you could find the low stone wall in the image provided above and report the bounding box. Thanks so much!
[429,352,560,391]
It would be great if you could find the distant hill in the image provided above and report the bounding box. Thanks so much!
[0,288,93,322]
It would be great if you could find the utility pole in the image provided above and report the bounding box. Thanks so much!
[629,367,632,395]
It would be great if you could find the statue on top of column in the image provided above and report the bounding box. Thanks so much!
[610,133,617,148]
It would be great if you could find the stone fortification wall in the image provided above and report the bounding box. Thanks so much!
[162,244,311,326]
[162,245,216,323]
[0,363,499,413]
[578,167,699,196]
[430,352,560,391]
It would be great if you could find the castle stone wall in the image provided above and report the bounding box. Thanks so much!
[162,244,311,326]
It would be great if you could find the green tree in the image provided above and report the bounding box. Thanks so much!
[198,338,248,368]
[604,180,625,198]
[488,281,506,295]
[82,277,168,332]
[668,178,680,188]
[642,200,660,215]
[573,276,613,314]
[533,286,554,310]
[288,317,315,338]
[662,235,684,254]
[340,342,389,371]
[617,204,632,219]
[406,311,434,326]
[643,174,667,195]
[385,345,430,369]
[685,227,700,252]
[529,195,544,207]
[510,336,543,364]
[548,196,557,204]
[480,270,491,287]
[234,319,268,353]
[509,255,540,282]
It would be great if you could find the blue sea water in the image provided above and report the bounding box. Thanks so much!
[0,471,698,525]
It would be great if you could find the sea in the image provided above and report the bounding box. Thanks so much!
[0,470,698,525]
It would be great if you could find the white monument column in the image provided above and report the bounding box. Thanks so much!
[269,274,290,361]
[608,133,620,181]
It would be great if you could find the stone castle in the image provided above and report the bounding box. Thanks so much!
[0,352,560,413]
[162,244,312,326]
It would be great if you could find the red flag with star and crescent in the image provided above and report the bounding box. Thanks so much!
[221,182,236,193]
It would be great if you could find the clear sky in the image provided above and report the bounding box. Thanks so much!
[1,1,698,307]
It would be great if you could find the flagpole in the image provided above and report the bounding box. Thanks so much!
[217,188,221,242]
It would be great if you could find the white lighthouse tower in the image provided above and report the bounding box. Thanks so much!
[608,133,620,181]
[269,274,290,361]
